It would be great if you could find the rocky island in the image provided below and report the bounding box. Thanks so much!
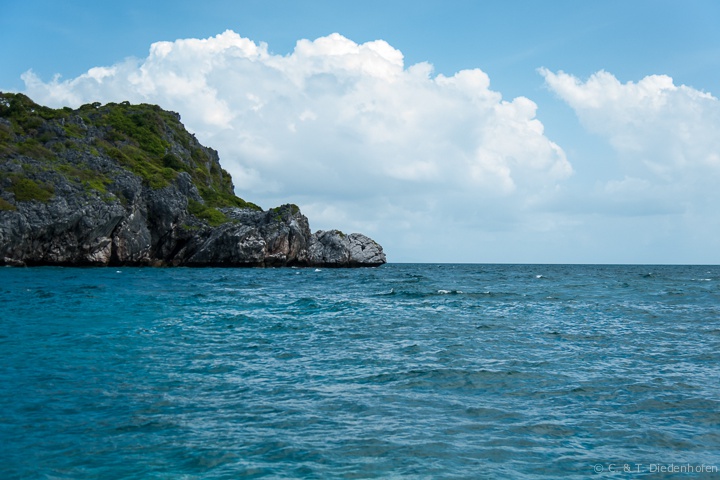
[0,93,385,267]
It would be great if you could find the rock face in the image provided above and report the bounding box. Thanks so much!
[0,93,386,267]
[307,230,387,267]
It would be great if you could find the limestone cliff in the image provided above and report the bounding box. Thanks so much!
[0,93,385,267]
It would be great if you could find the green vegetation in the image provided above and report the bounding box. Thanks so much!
[162,153,187,171]
[17,139,53,160]
[0,93,70,136]
[180,223,202,232]
[57,164,113,194]
[187,199,229,227]
[99,105,170,156]
[0,92,263,217]
[0,121,13,142]
[105,143,178,189]
[62,122,85,139]
[270,204,300,221]
[0,197,16,211]
[198,185,260,210]
[7,176,54,203]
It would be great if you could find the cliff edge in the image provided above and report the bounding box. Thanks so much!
[0,93,385,267]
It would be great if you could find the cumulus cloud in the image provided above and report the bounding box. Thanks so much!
[540,68,720,184]
[534,68,720,262]
[20,31,573,261]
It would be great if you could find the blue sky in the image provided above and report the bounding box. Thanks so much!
[2,0,720,263]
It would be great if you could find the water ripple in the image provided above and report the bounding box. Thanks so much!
[1,264,719,478]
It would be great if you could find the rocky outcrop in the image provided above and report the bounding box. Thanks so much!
[0,93,386,267]
[305,230,387,267]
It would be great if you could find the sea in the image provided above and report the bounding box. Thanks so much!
[1,264,719,479]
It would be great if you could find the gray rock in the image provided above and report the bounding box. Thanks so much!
[0,169,387,267]
[304,230,386,267]
[0,94,386,268]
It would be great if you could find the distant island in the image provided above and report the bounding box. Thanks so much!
[0,93,385,267]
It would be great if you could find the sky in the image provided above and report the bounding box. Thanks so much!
[2,0,720,264]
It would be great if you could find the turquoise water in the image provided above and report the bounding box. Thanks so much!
[1,264,719,479]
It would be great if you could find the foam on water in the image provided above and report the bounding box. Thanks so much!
[1,264,719,478]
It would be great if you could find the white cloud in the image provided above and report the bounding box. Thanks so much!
[540,68,720,183]
[20,31,574,261]
[534,68,720,263]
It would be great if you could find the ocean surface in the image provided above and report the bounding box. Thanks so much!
[1,264,719,479]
